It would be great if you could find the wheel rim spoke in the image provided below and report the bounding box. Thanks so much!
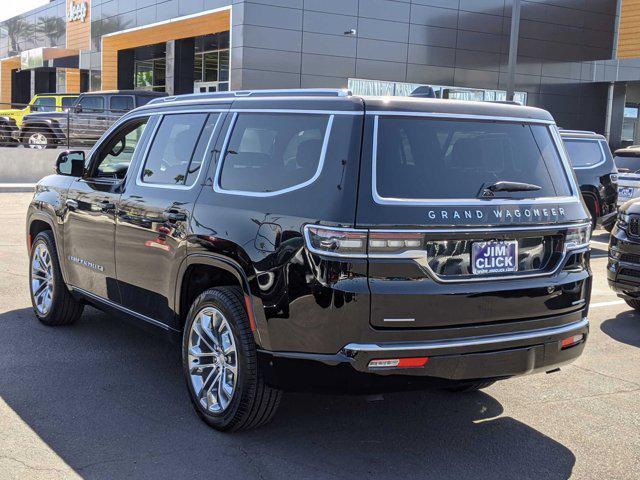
[30,243,54,315]
[188,306,238,414]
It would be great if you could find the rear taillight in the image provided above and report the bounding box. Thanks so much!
[304,226,368,257]
[304,225,426,258]
[564,224,591,251]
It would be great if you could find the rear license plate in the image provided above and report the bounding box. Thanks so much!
[472,240,518,275]
[619,186,635,200]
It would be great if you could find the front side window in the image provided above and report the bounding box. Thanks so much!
[61,97,77,109]
[110,96,134,112]
[375,117,571,200]
[563,139,605,168]
[92,118,148,179]
[141,113,216,186]
[32,97,56,112]
[218,113,330,194]
[78,96,104,112]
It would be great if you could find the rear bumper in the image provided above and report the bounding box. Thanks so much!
[260,317,588,393]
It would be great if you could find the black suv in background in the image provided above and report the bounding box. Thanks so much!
[20,90,166,149]
[26,89,592,431]
[612,146,640,207]
[560,130,618,231]
[608,198,640,311]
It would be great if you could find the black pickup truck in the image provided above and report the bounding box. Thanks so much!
[20,90,165,149]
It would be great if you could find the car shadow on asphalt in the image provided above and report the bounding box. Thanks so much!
[601,309,640,348]
[1,307,576,480]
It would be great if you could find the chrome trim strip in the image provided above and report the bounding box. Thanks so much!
[135,112,222,190]
[213,113,335,197]
[367,221,590,234]
[228,108,358,115]
[70,286,178,332]
[342,317,589,353]
[371,116,581,206]
[561,137,607,170]
[365,111,556,124]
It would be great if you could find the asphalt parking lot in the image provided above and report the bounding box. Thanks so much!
[1,192,639,480]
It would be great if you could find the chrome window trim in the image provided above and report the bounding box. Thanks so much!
[342,317,589,353]
[371,115,581,206]
[213,112,335,197]
[366,110,556,124]
[562,137,607,170]
[135,112,222,191]
[227,108,358,115]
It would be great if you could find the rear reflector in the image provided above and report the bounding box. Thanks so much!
[368,357,429,369]
[561,334,584,349]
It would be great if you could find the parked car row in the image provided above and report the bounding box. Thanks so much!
[0,90,165,149]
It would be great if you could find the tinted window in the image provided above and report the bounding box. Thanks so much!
[110,96,134,112]
[142,113,211,185]
[376,117,571,200]
[94,119,148,179]
[219,113,329,193]
[61,97,77,108]
[78,96,104,112]
[615,155,640,173]
[563,139,604,168]
[32,97,55,112]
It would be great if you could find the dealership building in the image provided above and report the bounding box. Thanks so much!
[2,0,640,147]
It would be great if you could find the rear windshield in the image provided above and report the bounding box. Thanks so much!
[563,139,604,168]
[375,117,572,200]
[615,154,640,173]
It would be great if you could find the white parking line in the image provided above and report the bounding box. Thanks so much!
[590,300,625,308]
[590,240,610,249]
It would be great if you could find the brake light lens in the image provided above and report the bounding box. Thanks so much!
[368,232,424,254]
[561,334,584,349]
[304,226,367,257]
[565,224,591,251]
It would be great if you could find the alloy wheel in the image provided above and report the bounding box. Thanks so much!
[30,243,54,315]
[187,306,238,414]
[28,133,47,149]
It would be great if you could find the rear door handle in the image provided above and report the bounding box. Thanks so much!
[163,209,187,223]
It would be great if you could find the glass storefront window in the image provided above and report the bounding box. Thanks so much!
[193,32,229,93]
[622,105,639,143]
[134,58,166,92]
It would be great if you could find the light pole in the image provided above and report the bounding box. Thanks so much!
[506,0,522,102]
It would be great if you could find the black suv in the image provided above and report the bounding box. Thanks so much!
[20,90,165,149]
[560,130,618,231]
[608,199,640,310]
[26,89,592,431]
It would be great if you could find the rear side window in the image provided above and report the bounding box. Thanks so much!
[563,139,605,168]
[78,96,104,112]
[218,113,330,194]
[615,155,640,173]
[375,117,571,200]
[141,113,216,186]
[110,96,134,112]
[61,97,77,108]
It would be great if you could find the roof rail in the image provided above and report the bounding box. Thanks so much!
[147,88,352,105]
[558,129,598,135]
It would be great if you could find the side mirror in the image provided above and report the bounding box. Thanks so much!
[74,104,83,113]
[56,151,85,177]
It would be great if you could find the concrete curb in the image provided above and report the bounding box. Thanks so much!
[0,183,36,193]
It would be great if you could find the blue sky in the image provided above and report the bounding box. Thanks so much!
[0,0,49,22]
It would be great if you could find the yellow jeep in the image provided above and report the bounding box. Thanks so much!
[0,94,78,127]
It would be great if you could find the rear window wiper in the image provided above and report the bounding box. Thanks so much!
[479,181,541,198]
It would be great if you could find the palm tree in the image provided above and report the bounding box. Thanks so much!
[36,16,65,47]
[4,17,33,55]
[92,17,133,50]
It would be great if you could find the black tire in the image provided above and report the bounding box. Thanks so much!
[22,128,54,149]
[624,298,640,311]
[445,380,496,393]
[29,230,84,326]
[182,286,282,431]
